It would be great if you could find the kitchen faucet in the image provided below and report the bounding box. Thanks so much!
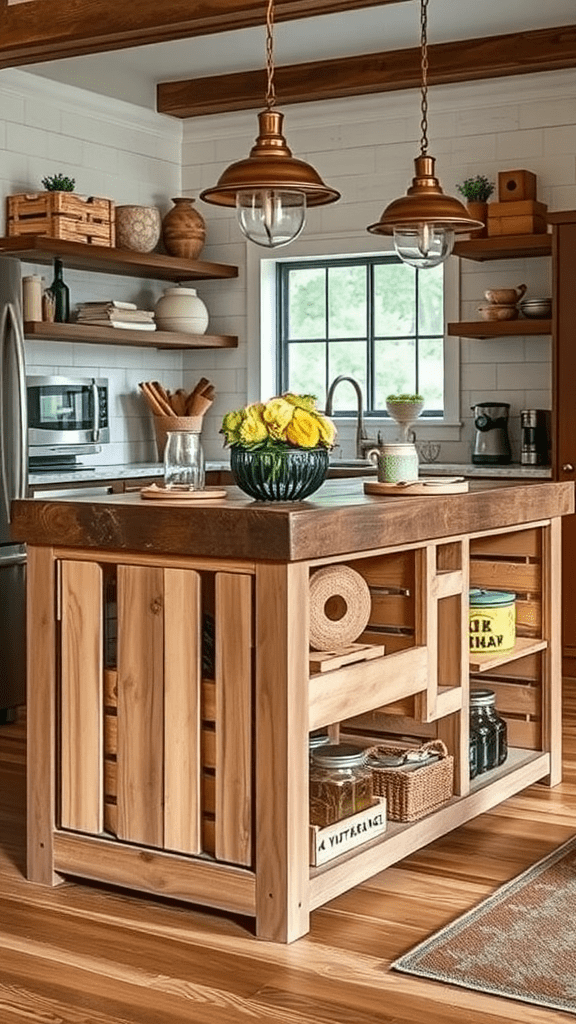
[325,375,379,459]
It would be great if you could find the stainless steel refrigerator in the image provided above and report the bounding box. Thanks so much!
[0,257,27,723]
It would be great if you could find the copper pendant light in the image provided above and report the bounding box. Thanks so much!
[367,0,483,268]
[200,0,340,248]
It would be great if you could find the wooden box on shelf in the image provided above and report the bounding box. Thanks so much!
[487,199,548,237]
[7,192,115,246]
[309,798,387,866]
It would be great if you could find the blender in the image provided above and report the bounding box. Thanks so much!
[471,402,511,464]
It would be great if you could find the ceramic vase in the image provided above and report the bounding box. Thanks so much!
[230,446,329,502]
[161,197,206,260]
[115,205,161,253]
[154,286,209,334]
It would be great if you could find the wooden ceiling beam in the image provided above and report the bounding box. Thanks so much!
[0,0,409,68]
[157,23,576,118]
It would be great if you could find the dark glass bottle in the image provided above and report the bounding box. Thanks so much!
[469,730,478,780]
[49,258,70,323]
[470,688,508,774]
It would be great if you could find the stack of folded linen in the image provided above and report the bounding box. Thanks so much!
[76,300,156,330]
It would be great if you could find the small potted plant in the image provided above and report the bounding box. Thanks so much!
[221,392,336,501]
[41,173,76,192]
[456,175,495,237]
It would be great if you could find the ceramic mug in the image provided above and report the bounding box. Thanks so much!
[368,442,419,484]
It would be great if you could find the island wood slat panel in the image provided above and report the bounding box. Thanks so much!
[163,568,202,855]
[215,572,252,866]
[65,560,254,867]
[116,564,165,847]
[60,560,104,835]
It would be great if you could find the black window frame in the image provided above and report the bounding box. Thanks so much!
[276,253,444,418]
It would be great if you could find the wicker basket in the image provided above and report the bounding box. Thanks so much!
[365,740,453,822]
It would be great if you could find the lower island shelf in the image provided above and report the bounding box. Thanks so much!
[11,479,573,942]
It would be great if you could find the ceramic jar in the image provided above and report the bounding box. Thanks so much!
[22,275,43,321]
[154,286,209,334]
[115,205,161,253]
[161,197,206,259]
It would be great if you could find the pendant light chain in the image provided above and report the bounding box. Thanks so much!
[265,0,276,110]
[419,0,429,157]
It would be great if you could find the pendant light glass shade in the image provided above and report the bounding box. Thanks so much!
[367,0,483,268]
[199,1,340,248]
[200,110,339,248]
[368,155,482,268]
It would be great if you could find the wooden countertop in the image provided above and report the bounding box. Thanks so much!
[11,478,574,563]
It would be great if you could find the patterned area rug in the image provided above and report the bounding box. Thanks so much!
[392,835,576,1015]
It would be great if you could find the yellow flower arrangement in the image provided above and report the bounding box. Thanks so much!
[221,393,336,451]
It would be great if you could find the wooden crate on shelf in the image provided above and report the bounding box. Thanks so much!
[7,192,115,246]
[487,199,548,237]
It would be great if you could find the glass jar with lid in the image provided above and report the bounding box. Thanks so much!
[309,743,373,827]
[470,688,508,774]
[309,731,331,764]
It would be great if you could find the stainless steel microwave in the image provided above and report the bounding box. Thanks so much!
[27,375,110,466]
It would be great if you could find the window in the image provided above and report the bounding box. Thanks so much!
[277,255,444,417]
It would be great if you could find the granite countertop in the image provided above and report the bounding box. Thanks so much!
[28,459,552,488]
[28,461,230,486]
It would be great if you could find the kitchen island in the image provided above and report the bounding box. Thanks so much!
[11,478,573,942]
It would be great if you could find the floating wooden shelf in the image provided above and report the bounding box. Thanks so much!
[447,319,551,339]
[453,234,552,261]
[0,235,238,281]
[469,636,548,672]
[24,321,238,350]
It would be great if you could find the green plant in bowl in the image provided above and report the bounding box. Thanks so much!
[386,394,425,440]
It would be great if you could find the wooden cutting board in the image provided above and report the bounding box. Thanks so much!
[364,477,469,496]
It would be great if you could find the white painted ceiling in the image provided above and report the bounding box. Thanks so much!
[21,0,576,111]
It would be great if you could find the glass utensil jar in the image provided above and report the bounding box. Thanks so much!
[470,687,508,775]
[163,430,205,490]
[309,743,373,827]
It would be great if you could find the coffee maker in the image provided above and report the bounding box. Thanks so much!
[471,402,511,464]
[520,409,550,465]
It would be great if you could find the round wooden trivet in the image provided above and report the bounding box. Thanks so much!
[140,483,226,501]
[309,565,371,651]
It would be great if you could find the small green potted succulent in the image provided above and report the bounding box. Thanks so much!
[456,175,495,237]
[41,173,76,192]
[456,175,495,203]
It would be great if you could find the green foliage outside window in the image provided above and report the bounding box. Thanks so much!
[279,256,444,415]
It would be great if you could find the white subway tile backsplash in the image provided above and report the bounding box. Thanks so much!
[7,122,50,159]
[495,128,545,160]
[496,362,550,390]
[461,363,497,391]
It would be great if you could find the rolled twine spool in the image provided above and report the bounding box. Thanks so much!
[309,565,372,651]
[154,415,203,459]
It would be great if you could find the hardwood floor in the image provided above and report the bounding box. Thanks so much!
[1,697,576,1024]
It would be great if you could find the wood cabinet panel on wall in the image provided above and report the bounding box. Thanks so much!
[550,212,576,673]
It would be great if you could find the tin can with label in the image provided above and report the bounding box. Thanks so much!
[469,588,516,654]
